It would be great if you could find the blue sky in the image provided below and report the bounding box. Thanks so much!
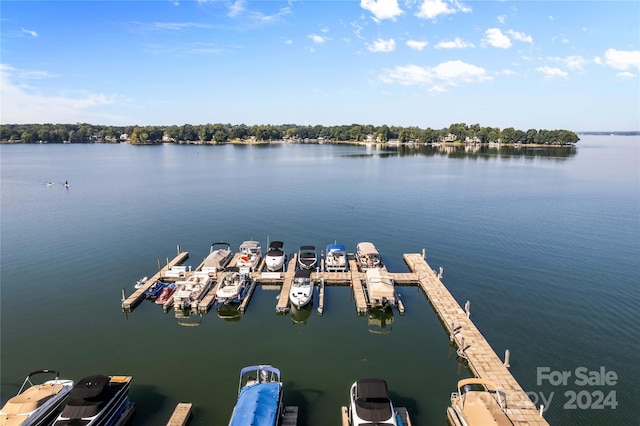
[1,0,639,131]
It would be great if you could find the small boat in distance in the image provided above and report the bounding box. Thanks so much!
[325,243,348,272]
[229,365,283,426]
[355,242,384,271]
[53,375,134,426]
[447,378,513,426]
[215,270,251,304]
[173,273,213,310]
[297,245,317,270]
[201,242,233,273]
[348,378,400,426]
[236,240,262,271]
[0,369,74,426]
[289,269,314,309]
[144,280,167,299]
[155,283,176,305]
[364,268,397,309]
[134,276,148,289]
[265,241,286,272]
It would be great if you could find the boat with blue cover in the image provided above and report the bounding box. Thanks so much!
[325,243,348,272]
[228,365,283,426]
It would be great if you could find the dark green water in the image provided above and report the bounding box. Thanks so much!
[1,137,638,425]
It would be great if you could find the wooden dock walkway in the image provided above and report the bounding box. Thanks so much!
[275,255,297,313]
[404,253,548,425]
[166,402,191,426]
[121,251,189,312]
[348,259,368,314]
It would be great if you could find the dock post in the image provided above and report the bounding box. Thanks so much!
[504,349,511,367]
[539,405,545,416]
[422,248,426,259]
[464,300,470,318]
[450,321,455,343]
[438,266,443,279]
[121,288,126,302]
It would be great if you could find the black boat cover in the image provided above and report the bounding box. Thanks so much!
[354,378,393,421]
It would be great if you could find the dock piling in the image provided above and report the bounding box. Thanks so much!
[504,349,511,368]
[121,288,126,302]
[464,300,470,318]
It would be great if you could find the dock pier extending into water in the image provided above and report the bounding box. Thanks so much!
[124,248,548,425]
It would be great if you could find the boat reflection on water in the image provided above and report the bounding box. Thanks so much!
[216,303,243,322]
[290,302,313,325]
[174,308,203,327]
[367,307,394,334]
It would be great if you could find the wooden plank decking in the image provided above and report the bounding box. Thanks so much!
[348,259,368,314]
[404,253,548,426]
[275,255,298,313]
[121,251,189,311]
[166,402,191,426]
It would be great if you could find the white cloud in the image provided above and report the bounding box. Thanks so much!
[507,30,533,44]
[537,66,568,79]
[228,0,246,17]
[416,0,471,20]
[616,71,636,78]
[604,48,640,71]
[0,64,123,124]
[592,56,603,65]
[563,55,587,71]
[483,28,511,49]
[360,0,403,22]
[379,60,490,92]
[497,15,506,24]
[308,34,326,44]
[368,38,396,52]
[406,40,428,51]
[21,27,39,37]
[435,37,474,49]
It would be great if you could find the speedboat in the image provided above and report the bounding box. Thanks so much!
[215,270,250,304]
[297,245,317,270]
[364,268,396,309]
[325,243,348,272]
[356,242,383,270]
[201,242,233,273]
[0,369,73,426]
[155,283,176,305]
[143,280,167,300]
[173,273,213,310]
[348,378,400,426]
[264,241,286,272]
[236,240,262,271]
[229,365,283,426]
[447,378,512,426]
[53,375,134,426]
[289,269,313,308]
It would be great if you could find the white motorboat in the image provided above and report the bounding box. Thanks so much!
[265,241,286,272]
[348,378,400,426]
[215,270,251,304]
[201,242,232,273]
[173,273,213,310]
[447,378,512,426]
[134,276,148,289]
[355,242,383,270]
[236,240,262,271]
[0,369,74,426]
[297,245,317,270]
[325,243,348,272]
[289,269,313,308]
[364,268,396,309]
[53,375,134,426]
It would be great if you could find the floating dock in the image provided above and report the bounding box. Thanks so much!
[121,251,189,311]
[166,402,192,426]
[404,253,548,426]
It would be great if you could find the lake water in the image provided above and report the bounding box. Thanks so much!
[1,136,638,425]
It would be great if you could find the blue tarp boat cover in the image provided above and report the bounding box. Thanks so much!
[229,382,280,426]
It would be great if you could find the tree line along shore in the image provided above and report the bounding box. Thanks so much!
[0,122,580,145]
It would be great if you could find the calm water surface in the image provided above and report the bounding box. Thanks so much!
[1,136,638,425]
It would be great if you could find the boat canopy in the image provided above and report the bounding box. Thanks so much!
[294,269,312,279]
[353,378,393,421]
[326,243,346,252]
[230,366,282,426]
[357,242,379,255]
[268,241,284,250]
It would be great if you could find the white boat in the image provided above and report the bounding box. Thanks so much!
[289,269,313,308]
[201,242,233,273]
[0,369,74,426]
[173,273,213,310]
[236,240,262,271]
[215,270,251,304]
[348,378,400,426]
[364,268,396,309]
[53,375,134,426]
[447,378,512,426]
[265,241,286,272]
[325,243,348,272]
[355,242,383,270]
[134,276,148,289]
[297,245,317,270]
